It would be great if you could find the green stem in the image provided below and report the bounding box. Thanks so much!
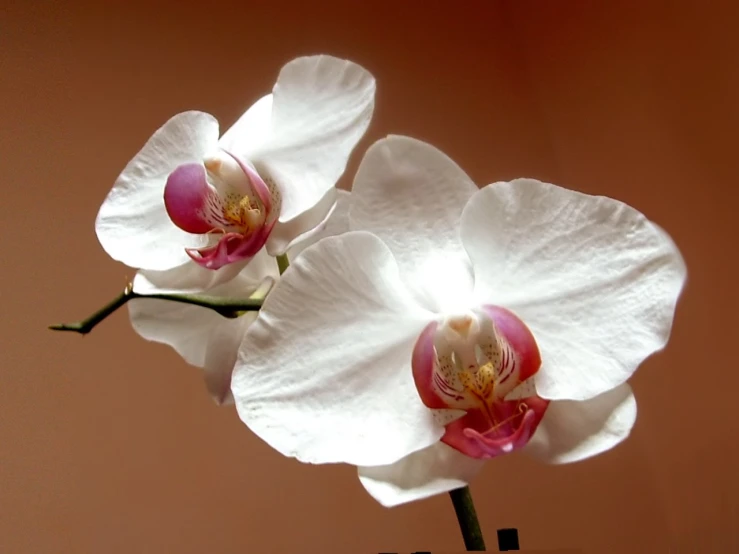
[449,486,486,551]
[49,283,262,335]
[277,253,290,275]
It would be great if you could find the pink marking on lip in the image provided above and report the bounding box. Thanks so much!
[415,304,550,458]
[441,395,549,459]
[163,163,221,234]
[164,152,280,271]
[186,220,276,270]
[440,305,548,458]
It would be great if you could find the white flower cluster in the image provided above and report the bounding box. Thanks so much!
[93,55,686,507]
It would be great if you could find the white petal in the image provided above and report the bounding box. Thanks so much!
[460,179,687,401]
[232,231,441,466]
[128,257,275,391]
[128,297,224,368]
[358,442,485,507]
[129,298,257,404]
[264,187,337,256]
[218,94,273,155]
[203,313,257,405]
[132,248,278,294]
[95,111,217,270]
[132,261,247,294]
[286,189,352,259]
[350,136,478,313]
[246,56,375,229]
[523,383,637,464]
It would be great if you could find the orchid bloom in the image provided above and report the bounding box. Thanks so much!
[231,136,686,507]
[95,55,375,290]
[128,191,352,404]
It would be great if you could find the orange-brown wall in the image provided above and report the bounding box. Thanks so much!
[2,1,737,552]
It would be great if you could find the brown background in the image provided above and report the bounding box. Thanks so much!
[2,1,738,552]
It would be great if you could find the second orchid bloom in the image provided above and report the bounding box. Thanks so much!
[231,135,686,507]
[94,55,376,402]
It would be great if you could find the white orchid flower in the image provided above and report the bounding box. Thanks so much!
[95,55,375,290]
[231,136,686,507]
[128,190,352,405]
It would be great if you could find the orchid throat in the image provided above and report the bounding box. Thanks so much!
[412,305,550,459]
[163,150,280,270]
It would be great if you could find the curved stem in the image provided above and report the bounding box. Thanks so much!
[449,486,486,551]
[49,283,262,335]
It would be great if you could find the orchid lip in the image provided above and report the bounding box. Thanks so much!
[458,406,538,459]
[186,220,276,270]
[163,149,279,269]
[412,305,550,460]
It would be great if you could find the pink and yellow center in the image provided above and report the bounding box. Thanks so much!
[411,306,549,460]
[203,155,267,232]
[163,149,277,270]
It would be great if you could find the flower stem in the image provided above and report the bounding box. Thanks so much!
[449,486,486,551]
[48,283,263,335]
[277,253,290,275]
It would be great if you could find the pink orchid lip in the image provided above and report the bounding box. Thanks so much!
[163,150,277,270]
[411,305,549,460]
[441,397,549,459]
[185,220,276,270]
[462,408,537,456]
